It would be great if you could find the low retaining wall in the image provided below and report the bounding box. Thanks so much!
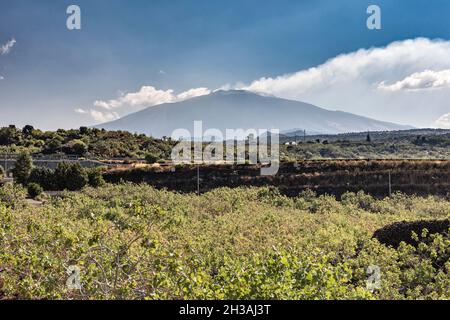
[0,159,108,171]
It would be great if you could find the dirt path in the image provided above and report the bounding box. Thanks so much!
[25,199,43,207]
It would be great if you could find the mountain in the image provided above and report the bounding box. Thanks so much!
[96,90,413,138]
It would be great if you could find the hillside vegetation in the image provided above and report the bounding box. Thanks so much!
[2,125,450,161]
[281,129,450,159]
[0,125,174,159]
[0,184,449,299]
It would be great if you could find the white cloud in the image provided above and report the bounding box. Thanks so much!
[0,38,16,55]
[236,38,450,127]
[0,76,4,80]
[94,86,176,110]
[241,38,450,97]
[177,87,211,100]
[75,108,120,123]
[378,69,450,91]
[81,85,211,123]
[74,108,87,114]
[90,110,120,123]
[435,113,450,128]
[93,86,212,111]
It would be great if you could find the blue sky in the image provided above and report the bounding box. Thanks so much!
[2,0,450,129]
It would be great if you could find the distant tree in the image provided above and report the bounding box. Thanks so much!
[54,162,88,191]
[366,132,372,143]
[0,126,20,145]
[44,138,63,154]
[79,126,89,135]
[12,152,33,185]
[145,153,159,164]
[71,140,88,156]
[56,129,67,136]
[86,167,105,187]
[29,167,56,190]
[22,125,34,136]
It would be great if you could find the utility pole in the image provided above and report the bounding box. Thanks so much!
[388,170,392,196]
[4,150,9,175]
[303,129,306,142]
[197,164,200,196]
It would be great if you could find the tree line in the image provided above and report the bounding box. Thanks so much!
[1,152,105,199]
[0,125,174,160]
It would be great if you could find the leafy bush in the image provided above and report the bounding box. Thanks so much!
[27,183,43,199]
[54,162,88,191]
[0,183,27,208]
[29,165,105,191]
[145,153,159,164]
[64,139,88,156]
[29,167,56,190]
[86,168,105,187]
[12,152,33,185]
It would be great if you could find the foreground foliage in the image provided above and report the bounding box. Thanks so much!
[0,184,449,300]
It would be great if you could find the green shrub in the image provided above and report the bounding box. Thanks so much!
[257,186,292,207]
[29,167,56,190]
[54,162,88,191]
[0,182,27,208]
[27,183,43,199]
[70,140,88,156]
[145,153,159,164]
[87,168,105,187]
[12,152,33,185]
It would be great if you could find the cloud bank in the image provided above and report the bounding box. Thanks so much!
[378,69,450,91]
[77,86,210,124]
[79,38,450,128]
[238,38,450,128]
[241,38,450,96]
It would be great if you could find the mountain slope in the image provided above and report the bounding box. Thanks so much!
[96,90,412,137]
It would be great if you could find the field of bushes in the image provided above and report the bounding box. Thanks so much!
[104,160,450,197]
[281,129,450,159]
[0,183,449,300]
